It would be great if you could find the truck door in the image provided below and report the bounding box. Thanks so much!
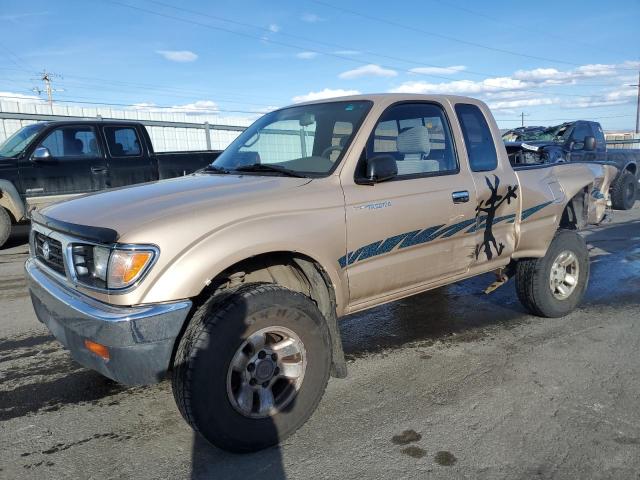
[568,122,594,162]
[342,102,478,304]
[101,125,155,188]
[454,103,519,271]
[592,123,607,162]
[19,124,107,208]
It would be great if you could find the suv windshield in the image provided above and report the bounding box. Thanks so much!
[212,100,372,177]
[0,123,47,158]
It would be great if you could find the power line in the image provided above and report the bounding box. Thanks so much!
[309,0,637,71]
[102,0,615,100]
[429,0,620,57]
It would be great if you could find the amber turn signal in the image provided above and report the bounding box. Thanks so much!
[84,339,110,360]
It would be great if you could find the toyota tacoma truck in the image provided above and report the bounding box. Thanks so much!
[502,120,639,210]
[0,120,221,248]
[25,94,616,453]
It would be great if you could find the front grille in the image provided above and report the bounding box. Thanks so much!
[34,232,66,276]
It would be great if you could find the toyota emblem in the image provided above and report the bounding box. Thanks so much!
[42,241,51,261]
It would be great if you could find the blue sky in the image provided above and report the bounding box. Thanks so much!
[0,0,639,130]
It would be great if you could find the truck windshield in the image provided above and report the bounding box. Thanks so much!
[211,100,372,177]
[503,123,572,143]
[0,123,47,158]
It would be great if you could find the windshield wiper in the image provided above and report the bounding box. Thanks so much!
[200,164,231,174]
[233,163,307,178]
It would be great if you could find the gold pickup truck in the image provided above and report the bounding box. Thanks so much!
[25,94,616,452]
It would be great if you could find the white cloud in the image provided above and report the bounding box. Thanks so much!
[301,13,323,23]
[339,64,397,80]
[391,77,528,95]
[131,100,219,114]
[409,65,466,75]
[567,86,637,108]
[268,23,280,33]
[156,50,198,62]
[292,88,361,103]
[513,63,622,86]
[333,50,360,56]
[296,51,318,60]
[0,91,45,103]
[489,97,557,110]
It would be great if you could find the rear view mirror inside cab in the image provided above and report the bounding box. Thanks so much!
[299,113,315,127]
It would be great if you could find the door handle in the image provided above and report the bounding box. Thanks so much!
[91,166,107,174]
[452,190,470,204]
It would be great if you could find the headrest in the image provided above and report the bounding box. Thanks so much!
[397,126,431,156]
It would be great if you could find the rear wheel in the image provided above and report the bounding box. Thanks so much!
[172,283,332,453]
[0,207,11,249]
[611,172,637,210]
[515,230,589,318]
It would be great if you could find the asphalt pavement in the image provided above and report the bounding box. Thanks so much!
[1,204,639,480]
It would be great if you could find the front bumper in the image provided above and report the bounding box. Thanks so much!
[25,258,192,385]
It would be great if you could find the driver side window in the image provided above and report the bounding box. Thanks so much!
[362,102,458,179]
[39,126,100,159]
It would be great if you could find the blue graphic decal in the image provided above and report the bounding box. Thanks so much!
[339,200,553,268]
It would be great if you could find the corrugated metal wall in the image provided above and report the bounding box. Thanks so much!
[0,99,252,151]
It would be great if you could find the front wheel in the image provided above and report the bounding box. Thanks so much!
[172,283,332,453]
[0,207,11,249]
[611,172,637,210]
[515,230,590,318]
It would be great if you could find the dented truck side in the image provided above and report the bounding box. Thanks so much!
[25,94,616,453]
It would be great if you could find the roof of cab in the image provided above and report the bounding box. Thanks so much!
[292,93,486,107]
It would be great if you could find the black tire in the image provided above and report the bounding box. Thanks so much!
[0,207,11,249]
[172,283,332,453]
[515,230,589,318]
[611,172,637,210]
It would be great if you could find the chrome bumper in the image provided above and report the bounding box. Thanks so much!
[25,257,192,385]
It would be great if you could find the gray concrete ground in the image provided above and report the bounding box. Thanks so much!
[0,203,639,480]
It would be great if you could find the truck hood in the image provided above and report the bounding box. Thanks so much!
[504,140,558,150]
[40,174,311,241]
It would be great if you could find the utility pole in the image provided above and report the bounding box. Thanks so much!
[520,112,530,127]
[32,70,63,106]
[632,69,640,134]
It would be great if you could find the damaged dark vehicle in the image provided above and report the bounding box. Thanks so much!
[503,120,640,210]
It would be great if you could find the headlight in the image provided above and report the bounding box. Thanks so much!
[107,249,156,289]
[68,244,157,291]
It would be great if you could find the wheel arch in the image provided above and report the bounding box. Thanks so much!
[0,180,26,222]
[171,250,348,379]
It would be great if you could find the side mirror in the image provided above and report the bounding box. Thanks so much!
[366,155,397,183]
[31,146,52,162]
[583,136,596,151]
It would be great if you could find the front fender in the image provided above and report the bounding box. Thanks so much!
[138,209,349,315]
[0,180,26,221]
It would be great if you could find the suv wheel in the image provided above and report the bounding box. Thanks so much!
[515,230,590,318]
[611,172,637,210]
[172,283,332,453]
[0,207,12,249]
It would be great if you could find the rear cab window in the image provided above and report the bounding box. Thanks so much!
[455,104,497,172]
[104,126,142,157]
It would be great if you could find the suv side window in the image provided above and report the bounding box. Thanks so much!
[455,103,497,172]
[39,126,101,158]
[104,127,142,157]
[363,102,458,179]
